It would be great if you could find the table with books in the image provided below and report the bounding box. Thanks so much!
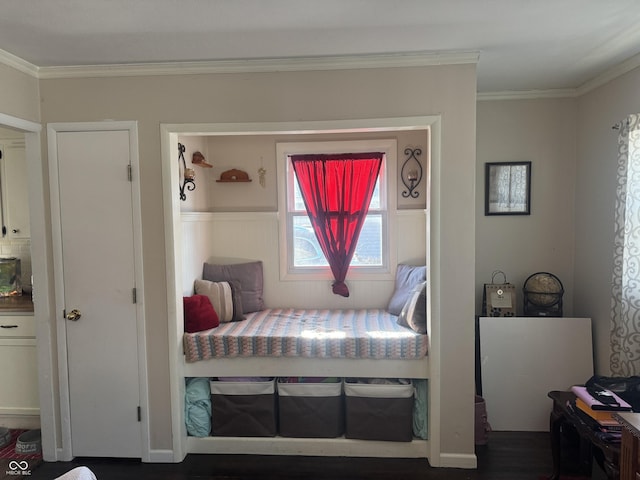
[548,385,632,480]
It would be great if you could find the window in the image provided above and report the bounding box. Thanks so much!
[277,139,397,281]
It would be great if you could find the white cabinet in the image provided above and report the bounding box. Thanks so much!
[479,316,593,431]
[0,314,39,428]
[0,141,30,238]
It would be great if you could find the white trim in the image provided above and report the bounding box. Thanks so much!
[184,356,429,379]
[47,121,150,462]
[162,115,442,464]
[187,436,429,458]
[36,51,479,79]
[0,113,41,133]
[476,88,577,101]
[45,127,72,461]
[0,48,39,78]
[147,449,177,463]
[477,51,640,101]
[438,453,478,469]
[0,114,51,460]
[1,38,639,100]
[0,407,39,416]
[576,50,640,96]
[160,125,186,462]
[275,139,397,281]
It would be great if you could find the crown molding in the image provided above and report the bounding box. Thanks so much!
[3,44,638,100]
[476,88,577,101]
[0,48,39,77]
[35,50,480,79]
[576,51,640,97]
[478,52,640,101]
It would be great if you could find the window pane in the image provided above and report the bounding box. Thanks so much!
[353,214,382,265]
[293,216,327,266]
[292,179,306,211]
[292,175,381,212]
[292,214,383,267]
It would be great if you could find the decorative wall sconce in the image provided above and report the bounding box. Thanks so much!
[178,143,195,201]
[178,146,215,200]
[401,147,423,198]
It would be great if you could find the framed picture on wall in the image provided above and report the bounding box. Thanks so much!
[485,161,531,215]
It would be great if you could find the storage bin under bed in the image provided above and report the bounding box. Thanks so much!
[210,378,277,437]
[277,378,344,438]
[344,379,414,442]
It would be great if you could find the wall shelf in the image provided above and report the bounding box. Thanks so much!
[216,168,252,183]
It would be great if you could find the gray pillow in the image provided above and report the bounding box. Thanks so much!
[387,264,426,315]
[202,261,264,313]
[397,281,427,334]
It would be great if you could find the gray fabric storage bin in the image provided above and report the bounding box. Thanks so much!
[277,379,344,438]
[345,379,414,442]
[210,378,277,437]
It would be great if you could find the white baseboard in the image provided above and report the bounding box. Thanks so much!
[0,414,40,430]
[146,449,178,463]
[438,453,478,469]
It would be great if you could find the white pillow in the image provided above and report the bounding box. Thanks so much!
[194,279,244,322]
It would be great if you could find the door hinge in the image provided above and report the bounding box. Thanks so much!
[127,164,132,182]
[132,287,137,304]
[137,406,141,422]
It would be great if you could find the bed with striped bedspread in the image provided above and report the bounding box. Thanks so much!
[183,308,428,363]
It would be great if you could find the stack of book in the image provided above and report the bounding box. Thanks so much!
[570,385,632,438]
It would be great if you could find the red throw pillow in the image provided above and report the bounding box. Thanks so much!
[183,295,219,333]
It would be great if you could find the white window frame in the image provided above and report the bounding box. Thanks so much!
[276,139,397,281]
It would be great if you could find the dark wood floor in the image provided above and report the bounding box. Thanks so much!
[27,432,601,480]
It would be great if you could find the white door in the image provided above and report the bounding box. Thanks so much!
[53,129,142,457]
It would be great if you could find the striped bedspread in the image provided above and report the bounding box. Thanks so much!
[183,308,428,362]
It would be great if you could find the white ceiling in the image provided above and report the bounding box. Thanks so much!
[1,0,640,93]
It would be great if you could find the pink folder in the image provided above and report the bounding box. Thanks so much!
[571,385,632,411]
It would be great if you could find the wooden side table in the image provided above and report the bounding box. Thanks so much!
[614,412,640,480]
[548,390,620,480]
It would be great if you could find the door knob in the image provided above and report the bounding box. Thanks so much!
[66,309,82,321]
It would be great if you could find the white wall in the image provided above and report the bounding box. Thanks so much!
[574,66,640,374]
[39,64,478,460]
[476,98,577,316]
[180,130,428,213]
[179,130,429,307]
[476,65,640,377]
[181,210,426,309]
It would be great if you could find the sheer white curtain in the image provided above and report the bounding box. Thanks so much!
[611,113,640,375]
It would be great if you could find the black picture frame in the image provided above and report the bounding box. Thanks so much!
[485,161,531,215]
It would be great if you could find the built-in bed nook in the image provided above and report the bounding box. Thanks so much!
[165,118,440,463]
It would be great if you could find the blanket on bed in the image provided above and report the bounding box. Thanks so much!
[183,308,428,362]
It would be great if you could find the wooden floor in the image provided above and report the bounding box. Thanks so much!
[26,432,593,480]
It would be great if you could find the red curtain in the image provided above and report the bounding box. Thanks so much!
[291,152,383,297]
